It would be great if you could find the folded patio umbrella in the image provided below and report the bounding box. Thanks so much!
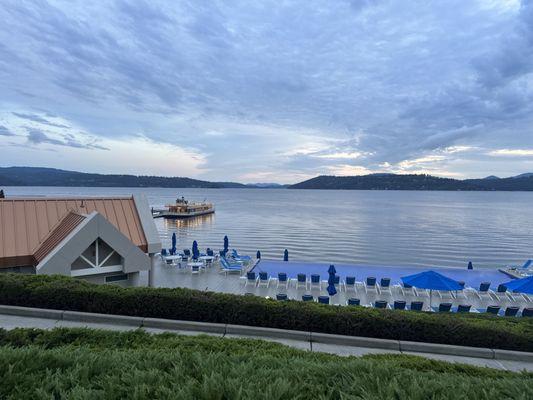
[283,249,289,261]
[327,264,337,296]
[192,240,199,259]
[223,236,229,255]
[171,232,177,255]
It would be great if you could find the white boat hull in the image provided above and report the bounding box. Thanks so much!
[152,208,215,219]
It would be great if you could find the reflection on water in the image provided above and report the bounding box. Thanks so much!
[162,213,215,230]
[4,186,533,269]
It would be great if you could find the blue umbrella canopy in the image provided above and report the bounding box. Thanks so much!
[401,270,462,291]
[501,276,533,294]
[327,264,337,296]
[223,236,229,254]
[283,249,289,261]
[192,240,199,259]
[171,232,177,255]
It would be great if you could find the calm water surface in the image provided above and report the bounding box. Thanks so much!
[5,187,533,269]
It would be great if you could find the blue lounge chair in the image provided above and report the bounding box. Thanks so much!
[486,305,500,315]
[295,273,307,289]
[318,296,330,304]
[219,257,243,275]
[310,274,321,290]
[490,284,509,301]
[522,308,533,317]
[347,298,360,306]
[245,271,257,287]
[206,249,214,257]
[399,282,415,296]
[379,278,391,295]
[433,303,452,313]
[365,277,377,294]
[257,271,270,287]
[344,276,356,292]
[277,272,289,289]
[393,300,406,310]
[276,293,288,301]
[374,300,388,309]
[302,294,314,302]
[191,264,201,274]
[409,301,424,311]
[468,281,491,300]
[500,306,520,317]
[232,249,252,263]
[522,260,532,269]
[456,304,472,313]
[161,248,167,256]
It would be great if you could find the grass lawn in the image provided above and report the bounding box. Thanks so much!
[0,328,532,399]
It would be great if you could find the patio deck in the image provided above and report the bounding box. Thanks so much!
[151,258,533,313]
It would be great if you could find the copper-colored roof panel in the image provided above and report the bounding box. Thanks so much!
[112,199,129,237]
[33,211,86,263]
[0,196,148,268]
[35,201,50,240]
[122,200,142,245]
[46,201,59,229]
[24,201,39,254]
[103,200,118,227]
[14,201,28,257]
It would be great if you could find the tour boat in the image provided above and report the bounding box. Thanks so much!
[152,197,215,219]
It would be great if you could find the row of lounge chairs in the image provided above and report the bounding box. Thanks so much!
[245,272,533,304]
[272,294,533,316]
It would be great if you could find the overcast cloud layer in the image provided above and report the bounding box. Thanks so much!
[1,0,533,183]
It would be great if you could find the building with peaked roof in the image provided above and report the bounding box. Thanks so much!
[0,195,161,286]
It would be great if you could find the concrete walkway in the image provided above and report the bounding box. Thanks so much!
[1,308,532,372]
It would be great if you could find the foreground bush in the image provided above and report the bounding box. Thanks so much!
[0,273,532,351]
[0,328,532,399]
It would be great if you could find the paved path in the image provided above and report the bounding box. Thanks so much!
[1,313,532,372]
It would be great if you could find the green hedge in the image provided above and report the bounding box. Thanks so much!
[1,328,531,399]
[0,273,532,352]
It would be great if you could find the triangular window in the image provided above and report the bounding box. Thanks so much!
[71,238,123,272]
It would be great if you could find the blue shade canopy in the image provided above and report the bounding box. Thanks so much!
[401,270,463,291]
[283,249,289,261]
[192,240,199,258]
[327,264,337,296]
[501,276,533,294]
[171,233,177,255]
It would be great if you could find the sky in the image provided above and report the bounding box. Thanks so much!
[1,0,533,183]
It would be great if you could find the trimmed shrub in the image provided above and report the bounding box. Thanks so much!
[0,273,532,351]
[0,328,532,399]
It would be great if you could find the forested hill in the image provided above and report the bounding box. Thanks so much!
[0,167,253,188]
[289,174,533,191]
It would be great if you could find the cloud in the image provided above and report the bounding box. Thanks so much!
[1,1,533,181]
[25,128,109,150]
[0,125,14,136]
[489,149,533,157]
[12,112,70,128]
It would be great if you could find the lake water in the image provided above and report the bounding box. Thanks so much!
[4,187,533,269]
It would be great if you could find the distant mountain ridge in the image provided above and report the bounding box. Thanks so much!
[289,173,533,191]
[0,167,281,189]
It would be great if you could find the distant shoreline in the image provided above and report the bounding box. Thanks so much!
[3,166,533,191]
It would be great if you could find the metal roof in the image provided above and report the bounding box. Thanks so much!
[0,197,148,268]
